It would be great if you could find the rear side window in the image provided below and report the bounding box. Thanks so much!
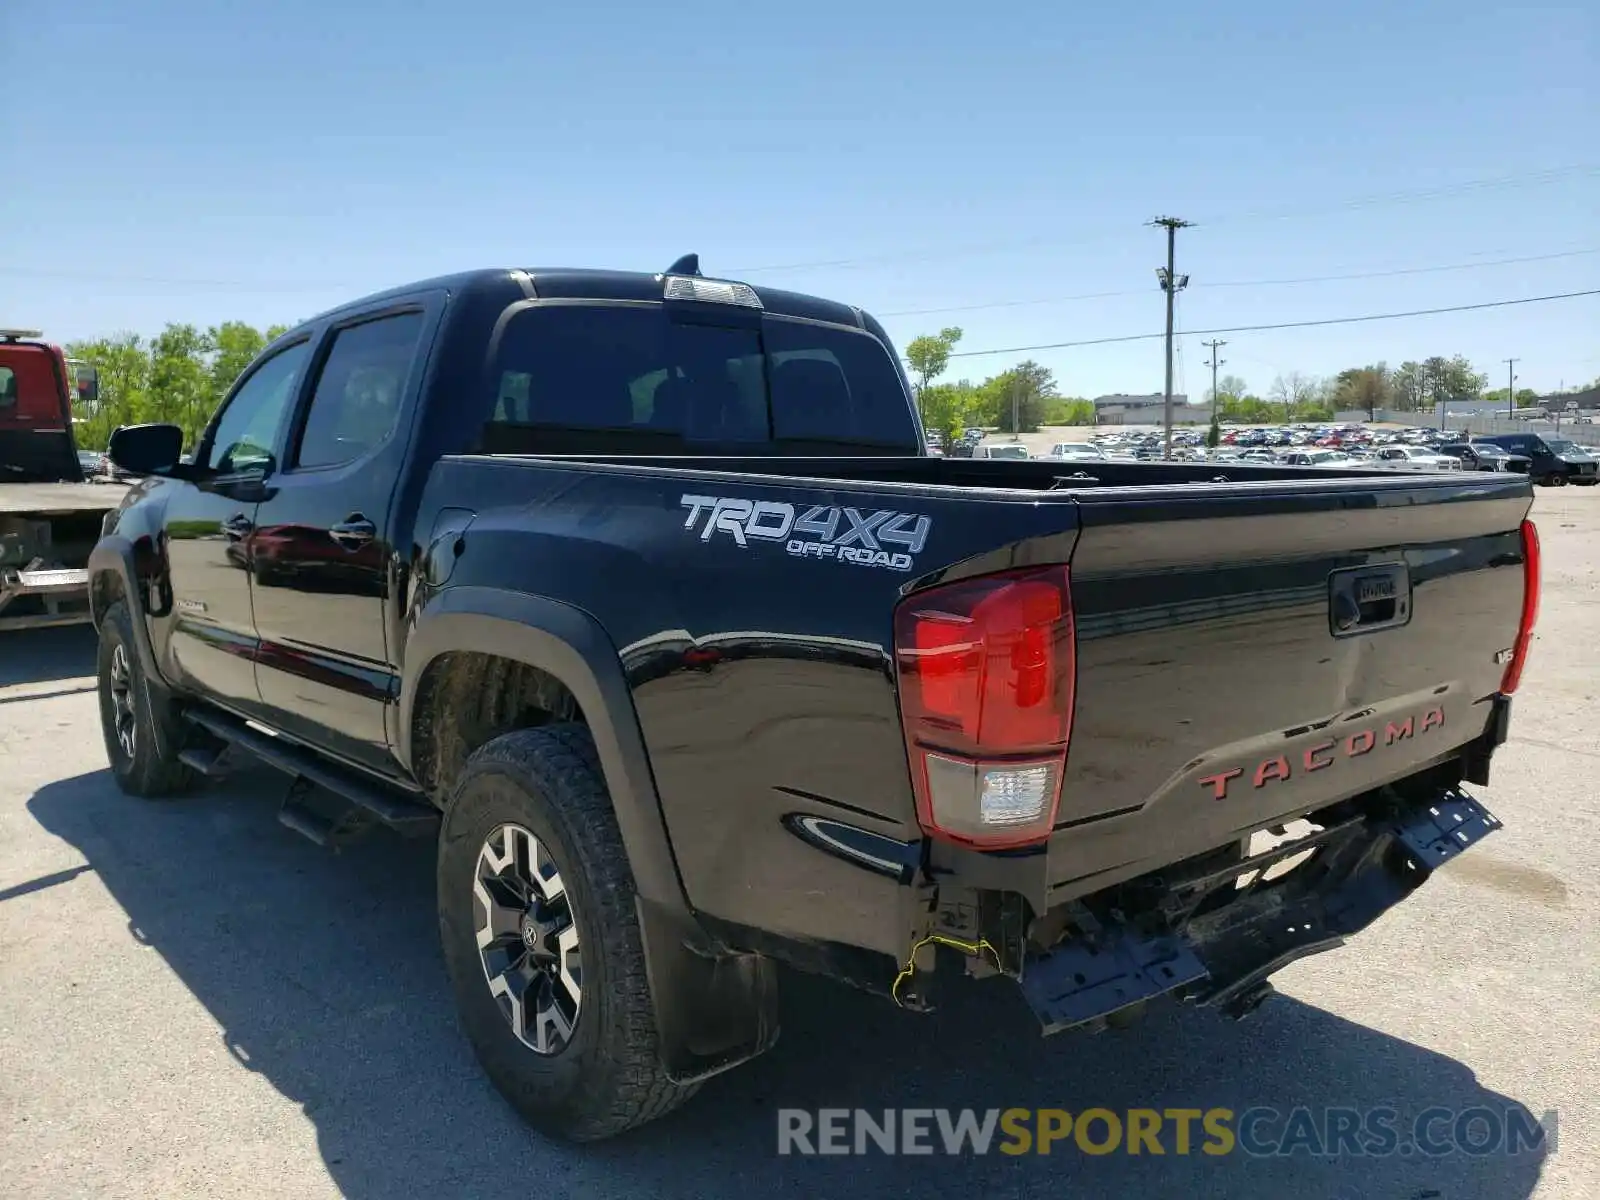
[0,367,14,409]
[764,317,915,448]
[482,304,915,454]
[295,311,424,469]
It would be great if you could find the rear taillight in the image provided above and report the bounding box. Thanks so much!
[1499,519,1541,695]
[893,565,1076,849]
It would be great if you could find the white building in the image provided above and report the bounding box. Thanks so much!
[1091,392,1211,426]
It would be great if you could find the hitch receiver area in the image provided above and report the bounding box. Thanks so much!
[1015,788,1500,1035]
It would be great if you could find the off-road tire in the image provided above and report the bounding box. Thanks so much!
[96,600,197,797]
[437,723,696,1141]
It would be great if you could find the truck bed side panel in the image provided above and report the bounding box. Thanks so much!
[416,457,1080,957]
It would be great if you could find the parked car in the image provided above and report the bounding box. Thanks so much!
[89,261,1535,1143]
[1282,450,1355,469]
[1373,446,1462,472]
[1474,433,1598,486]
[973,442,1031,460]
[1436,443,1531,474]
[1044,442,1105,462]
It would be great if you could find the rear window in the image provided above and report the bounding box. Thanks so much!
[481,304,916,455]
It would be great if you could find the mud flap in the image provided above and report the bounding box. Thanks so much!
[1016,789,1500,1034]
[636,897,781,1084]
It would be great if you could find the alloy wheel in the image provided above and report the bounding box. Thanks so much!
[473,823,582,1054]
[108,644,137,759]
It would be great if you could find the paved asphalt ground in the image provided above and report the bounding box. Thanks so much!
[2,489,1595,1199]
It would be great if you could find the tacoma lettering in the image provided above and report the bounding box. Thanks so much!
[1200,707,1447,801]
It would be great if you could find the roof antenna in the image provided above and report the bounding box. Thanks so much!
[666,253,701,277]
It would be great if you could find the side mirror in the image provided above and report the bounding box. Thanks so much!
[108,423,185,476]
[73,362,100,408]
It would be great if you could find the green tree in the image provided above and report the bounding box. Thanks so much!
[149,324,216,447]
[1219,394,1280,423]
[1391,361,1425,410]
[1207,373,1249,410]
[984,360,1058,433]
[208,321,270,401]
[921,380,981,446]
[1333,364,1394,420]
[65,334,149,450]
[1269,371,1317,422]
[1039,396,1096,425]
[904,327,964,425]
[1443,354,1487,401]
[1206,416,1221,447]
[67,319,286,451]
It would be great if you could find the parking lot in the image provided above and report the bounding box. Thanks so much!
[1,489,1595,1199]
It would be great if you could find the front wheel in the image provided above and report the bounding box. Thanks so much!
[437,724,695,1141]
[96,601,196,797]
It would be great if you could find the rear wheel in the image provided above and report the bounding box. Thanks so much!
[96,601,196,797]
[437,724,695,1141]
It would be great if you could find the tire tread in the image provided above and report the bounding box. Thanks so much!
[441,723,695,1140]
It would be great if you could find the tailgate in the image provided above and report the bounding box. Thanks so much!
[1043,472,1533,903]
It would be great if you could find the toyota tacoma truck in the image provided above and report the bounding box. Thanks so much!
[88,259,1539,1141]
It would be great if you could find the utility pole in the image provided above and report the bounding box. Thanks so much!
[1203,339,1227,428]
[1504,358,1519,419]
[1010,378,1020,442]
[1150,217,1192,459]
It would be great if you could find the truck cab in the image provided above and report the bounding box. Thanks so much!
[0,330,97,484]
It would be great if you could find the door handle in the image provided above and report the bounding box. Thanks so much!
[222,513,254,540]
[329,515,376,550]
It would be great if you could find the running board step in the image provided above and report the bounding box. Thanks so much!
[178,745,231,777]
[182,708,439,837]
[278,798,342,847]
[276,778,374,849]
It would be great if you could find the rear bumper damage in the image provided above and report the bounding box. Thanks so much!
[1010,788,1500,1033]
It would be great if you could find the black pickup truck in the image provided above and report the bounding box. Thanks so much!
[89,260,1539,1142]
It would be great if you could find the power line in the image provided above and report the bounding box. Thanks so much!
[943,289,1600,360]
[1201,165,1600,227]
[878,246,1600,318]
[725,164,1598,275]
[1202,246,1600,288]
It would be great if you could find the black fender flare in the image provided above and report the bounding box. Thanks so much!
[399,586,779,1081]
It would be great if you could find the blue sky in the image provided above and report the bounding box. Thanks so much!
[5,0,1597,398]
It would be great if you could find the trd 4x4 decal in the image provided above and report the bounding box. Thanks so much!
[679,494,931,572]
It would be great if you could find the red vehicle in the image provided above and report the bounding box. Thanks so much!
[0,329,126,630]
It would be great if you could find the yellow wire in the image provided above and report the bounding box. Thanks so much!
[891,933,1003,1006]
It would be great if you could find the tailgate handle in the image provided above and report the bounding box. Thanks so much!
[1329,564,1411,637]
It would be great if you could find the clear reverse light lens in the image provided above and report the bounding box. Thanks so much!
[979,764,1054,825]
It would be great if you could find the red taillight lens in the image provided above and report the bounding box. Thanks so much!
[1499,519,1541,695]
[893,565,1076,849]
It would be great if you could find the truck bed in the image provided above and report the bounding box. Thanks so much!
[0,481,129,514]
[424,451,1532,959]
